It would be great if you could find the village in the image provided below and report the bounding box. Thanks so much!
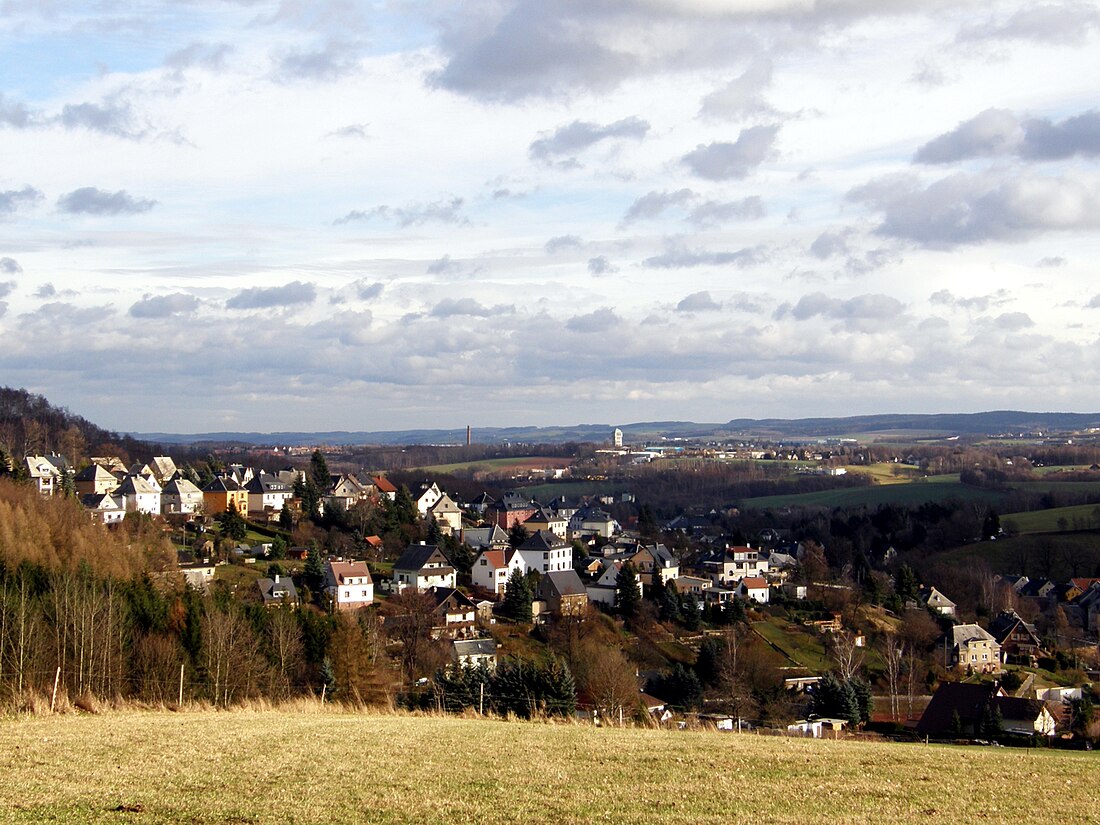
[9,442,1099,748]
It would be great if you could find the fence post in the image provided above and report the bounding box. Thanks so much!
[50,667,61,712]
[178,663,185,707]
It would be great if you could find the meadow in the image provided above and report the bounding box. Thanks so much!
[0,710,1094,824]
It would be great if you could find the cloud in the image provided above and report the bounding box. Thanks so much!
[329,123,369,139]
[1036,256,1066,268]
[276,39,361,81]
[529,116,649,163]
[687,196,764,227]
[545,234,582,253]
[848,170,1100,247]
[588,256,617,276]
[929,289,1011,312]
[57,187,156,215]
[34,283,55,298]
[427,255,462,275]
[676,291,721,312]
[914,108,1021,164]
[682,124,779,180]
[129,293,201,318]
[988,311,1034,331]
[354,280,384,300]
[1087,294,1100,309]
[958,3,1100,45]
[226,281,316,310]
[0,94,33,128]
[699,56,773,120]
[809,229,851,259]
[0,186,43,214]
[0,281,14,299]
[915,108,1100,164]
[335,197,467,227]
[623,189,694,222]
[566,307,621,333]
[777,292,905,323]
[165,42,232,71]
[0,257,22,274]
[430,298,514,317]
[59,100,143,139]
[643,240,768,269]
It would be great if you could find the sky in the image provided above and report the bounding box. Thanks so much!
[1,0,1100,434]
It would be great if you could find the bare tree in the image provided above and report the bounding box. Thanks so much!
[570,637,639,724]
[268,608,304,700]
[828,629,865,681]
[880,633,906,722]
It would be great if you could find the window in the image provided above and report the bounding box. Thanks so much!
[480,559,487,566]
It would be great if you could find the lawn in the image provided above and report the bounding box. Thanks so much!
[737,478,1005,511]
[751,618,831,671]
[413,456,574,475]
[1001,504,1100,534]
[0,711,1092,824]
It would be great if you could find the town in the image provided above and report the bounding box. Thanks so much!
[4,408,1098,749]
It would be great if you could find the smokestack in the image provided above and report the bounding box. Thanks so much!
[467,425,472,446]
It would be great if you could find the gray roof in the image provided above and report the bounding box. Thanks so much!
[394,543,449,572]
[454,638,497,657]
[538,569,587,598]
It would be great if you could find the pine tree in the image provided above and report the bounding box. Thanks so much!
[614,563,641,618]
[500,567,533,623]
[309,450,330,490]
[278,501,294,532]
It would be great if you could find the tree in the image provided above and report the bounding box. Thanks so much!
[894,564,918,602]
[614,563,641,618]
[217,501,248,542]
[880,633,906,722]
[508,523,529,549]
[500,567,533,623]
[309,450,330,491]
[828,629,865,682]
[278,501,294,532]
[304,544,325,599]
[648,664,703,711]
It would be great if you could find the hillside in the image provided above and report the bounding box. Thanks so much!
[1,711,1092,824]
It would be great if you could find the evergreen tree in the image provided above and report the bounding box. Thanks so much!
[614,563,641,618]
[658,583,683,623]
[508,523,529,548]
[309,449,330,491]
[304,543,325,598]
[680,593,700,630]
[895,564,918,602]
[217,501,248,541]
[649,664,703,711]
[58,466,77,498]
[500,567,533,623]
[695,638,721,686]
[278,501,294,532]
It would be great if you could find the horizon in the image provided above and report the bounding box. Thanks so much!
[2,2,1099,433]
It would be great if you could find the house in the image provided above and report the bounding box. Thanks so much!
[114,474,161,515]
[428,587,477,637]
[179,562,215,592]
[80,492,126,524]
[412,481,443,516]
[917,682,1055,738]
[699,546,769,586]
[461,524,511,552]
[75,462,120,497]
[392,543,456,593]
[568,507,620,539]
[453,638,497,670]
[629,543,679,586]
[257,574,300,607]
[950,624,1001,673]
[428,492,463,535]
[148,456,178,484]
[672,576,713,598]
[522,506,569,539]
[788,719,824,738]
[471,547,522,595]
[201,476,248,516]
[738,577,770,604]
[24,455,62,496]
[325,473,374,512]
[161,477,204,515]
[325,559,374,610]
[920,586,957,617]
[246,472,295,516]
[371,474,398,501]
[988,610,1045,663]
[536,570,589,617]
[488,491,537,529]
[467,492,494,515]
[515,530,573,575]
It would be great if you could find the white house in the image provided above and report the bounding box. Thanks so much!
[392,543,456,593]
[738,576,770,604]
[428,492,463,535]
[412,482,443,516]
[325,560,374,610]
[114,474,161,515]
[161,478,204,515]
[515,530,573,575]
[471,548,523,595]
[246,472,295,515]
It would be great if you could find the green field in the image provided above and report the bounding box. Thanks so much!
[413,456,573,475]
[751,618,831,671]
[737,477,1005,511]
[1002,504,1100,534]
[0,710,1093,823]
[934,533,1100,582]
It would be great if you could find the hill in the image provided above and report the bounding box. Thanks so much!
[134,410,1100,447]
[2,711,1091,823]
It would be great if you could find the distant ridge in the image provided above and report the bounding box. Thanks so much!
[133,411,1100,447]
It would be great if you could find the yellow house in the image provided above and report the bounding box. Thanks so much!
[201,476,249,515]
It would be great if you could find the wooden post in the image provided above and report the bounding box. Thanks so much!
[50,667,61,712]
[321,684,327,705]
[479,681,485,716]
[178,663,185,707]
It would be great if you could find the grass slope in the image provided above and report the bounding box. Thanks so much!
[0,711,1092,824]
[1001,504,1100,534]
[738,477,1004,511]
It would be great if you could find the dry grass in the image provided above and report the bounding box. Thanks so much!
[0,710,1093,824]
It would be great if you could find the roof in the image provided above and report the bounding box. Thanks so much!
[475,548,516,570]
[952,624,997,646]
[394,543,449,572]
[454,638,497,657]
[115,474,159,495]
[740,577,768,589]
[75,463,117,483]
[429,587,476,611]
[258,576,299,603]
[987,610,1039,645]
[162,478,202,496]
[462,524,510,548]
[327,560,372,586]
[916,682,999,735]
[202,476,241,493]
[539,570,588,598]
[371,475,397,494]
[491,491,536,512]
[245,473,292,494]
[519,529,568,552]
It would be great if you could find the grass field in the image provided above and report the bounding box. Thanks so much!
[413,456,573,475]
[1001,504,1100,534]
[0,710,1093,823]
[737,477,1005,511]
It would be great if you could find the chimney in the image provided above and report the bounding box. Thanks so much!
[274,574,280,584]
[466,425,472,446]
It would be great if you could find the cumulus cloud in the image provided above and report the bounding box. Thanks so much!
[848,170,1100,247]
[57,187,156,215]
[916,108,1100,163]
[0,257,21,274]
[623,189,694,223]
[588,256,616,275]
[776,292,905,323]
[676,291,721,312]
[1036,256,1066,268]
[643,240,768,269]
[682,125,779,180]
[0,93,33,128]
[699,56,773,120]
[129,293,200,318]
[165,42,233,71]
[354,280,384,300]
[809,229,852,259]
[335,197,467,227]
[958,3,1100,45]
[34,283,55,298]
[529,116,649,163]
[430,298,514,317]
[687,196,764,227]
[566,307,620,333]
[276,39,361,81]
[545,234,582,254]
[986,311,1034,331]
[59,99,143,139]
[329,123,369,139]
[0,281,14,299]
[226,281,316,310]
[930,289,1011,312]
[0,186,43,214]
[427,255,462,275]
